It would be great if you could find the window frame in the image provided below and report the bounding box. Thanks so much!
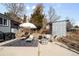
[3,18,8,26]
[0,17,8,27]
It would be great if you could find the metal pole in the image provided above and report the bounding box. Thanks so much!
[38,40,40,56]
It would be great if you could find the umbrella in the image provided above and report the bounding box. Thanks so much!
[19,22,36,38]
[19,22,37,34]
[19,22,37,29]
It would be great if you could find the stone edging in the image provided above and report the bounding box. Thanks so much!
[0,37,26,46]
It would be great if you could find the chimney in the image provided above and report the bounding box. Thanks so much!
[23,15,27,23]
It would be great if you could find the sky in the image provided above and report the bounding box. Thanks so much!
[0,3,79,26]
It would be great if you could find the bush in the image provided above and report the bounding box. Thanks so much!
[58,37,79,51]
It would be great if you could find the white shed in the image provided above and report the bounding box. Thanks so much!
[52,20,67,37]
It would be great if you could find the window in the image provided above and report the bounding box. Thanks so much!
[0,17,8,26]
[3,19,8,26]
[0,18,2,25]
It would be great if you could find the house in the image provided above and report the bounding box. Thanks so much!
[0,13,22,33]
[48,20,72,37]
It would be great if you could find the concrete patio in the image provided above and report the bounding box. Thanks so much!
[0,39,79,56]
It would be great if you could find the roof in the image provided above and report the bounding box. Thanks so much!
[0,13,8,19]
[0,13,23,24]
[53,20,70,23]
[9,14,23,24]
[48,20,70,24]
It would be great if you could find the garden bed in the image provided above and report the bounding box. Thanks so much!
[58,32,79,51]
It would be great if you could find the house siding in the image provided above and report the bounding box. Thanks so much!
[0,20,11,33]
[0,14,11,33]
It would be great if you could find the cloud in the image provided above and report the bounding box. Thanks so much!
[26,5,36,10]
[26,5,30,10]
[32,5,36,9]
[74,21,79,26]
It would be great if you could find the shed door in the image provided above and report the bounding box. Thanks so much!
[52,22,66,37]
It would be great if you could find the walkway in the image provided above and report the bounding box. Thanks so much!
[39,42,79,56]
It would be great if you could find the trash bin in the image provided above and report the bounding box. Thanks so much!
[4,33,11,40]
[0,31,4,42]
[4,32,15,40]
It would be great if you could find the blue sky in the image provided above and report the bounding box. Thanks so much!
[0,3,79,25]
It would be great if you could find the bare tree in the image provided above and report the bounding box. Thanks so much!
[65,17,75,26]
[48,6,60,23]
[48,6,60,34]
[3,3,25,17]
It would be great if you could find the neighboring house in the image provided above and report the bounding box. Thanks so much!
[48,20,72,37]
[0,13,22,33]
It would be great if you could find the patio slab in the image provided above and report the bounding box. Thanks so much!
[0,47,38,56]
[0,39,79,56]
[39,42,79,56]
